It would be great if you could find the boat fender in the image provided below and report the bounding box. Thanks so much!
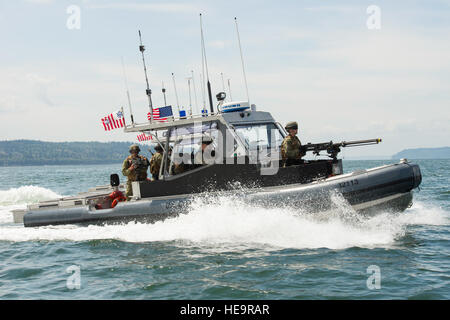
[109,190,126,208]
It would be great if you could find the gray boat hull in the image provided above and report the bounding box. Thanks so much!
[20,160,421,227]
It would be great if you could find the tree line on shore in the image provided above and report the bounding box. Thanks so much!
[0,140,151,166]
[1,140,448,166]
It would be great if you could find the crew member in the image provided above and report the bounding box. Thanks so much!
[122,144,150,199]
[194,135,214,165]
[171,146,187,175]
[173,136,214,175]
[150,144,163,180]
[281,121,304,166]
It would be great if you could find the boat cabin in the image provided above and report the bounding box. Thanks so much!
[123,102,342,199]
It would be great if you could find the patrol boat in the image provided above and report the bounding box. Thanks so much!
[12,97,422,227]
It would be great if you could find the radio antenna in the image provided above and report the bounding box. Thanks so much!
[191,70,199,115]
[121,56,134,125]
[220,72,226,100]
[161,81,167,106]
[234,17,250,105]
[200,13,214,114]
[138,30,154,122]
[186,76,193,116]
[200,70,206,113]
[227,78,233,101]
[171,72,181,114]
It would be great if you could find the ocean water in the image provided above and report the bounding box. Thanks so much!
[0,160,448,299]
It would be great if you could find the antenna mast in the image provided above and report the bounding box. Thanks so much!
[171,73,181,114]
[234,17,250,105]
[121,56,134,125]
[220,72,226,101]
[200,13,214,114]
[191,70,199,114]
[187,77,193,116]
[227,78,233,101]
[138,30,154,122]
[162,81,167,106]
[200,71,206,113]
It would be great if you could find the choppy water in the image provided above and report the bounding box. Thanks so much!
[0,160,448,299]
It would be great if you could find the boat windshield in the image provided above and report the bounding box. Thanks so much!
[170,122,218,152]
[166,122,219,175]
[172,136,204,158]
[234,123,284,151]
[163,122,218,139]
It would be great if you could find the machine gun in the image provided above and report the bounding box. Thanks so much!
[130,156,148,171]
[300,138,382,160]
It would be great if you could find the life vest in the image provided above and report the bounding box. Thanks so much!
[126,155,149,181]
[109,190,126,208]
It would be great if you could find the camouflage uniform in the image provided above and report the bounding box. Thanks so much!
[150,152,163,180]
[122,154,149,198]
[281,135,302,162]
[173,163,185,175]
[281,121,303,166]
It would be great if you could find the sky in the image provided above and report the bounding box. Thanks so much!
[0,0,449,157]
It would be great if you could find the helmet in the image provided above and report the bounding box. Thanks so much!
[285,121,298,131]
[129,144,140,153]
[201,135,213,145]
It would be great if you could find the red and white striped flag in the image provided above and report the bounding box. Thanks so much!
[101,110,125,131]
[137,133,153,142]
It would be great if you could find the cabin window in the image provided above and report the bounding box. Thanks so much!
[234,123,284,151]
[166,122,219,175]
[165,121,218,137]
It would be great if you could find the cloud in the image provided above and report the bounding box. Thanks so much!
[208,40,227,49]
[311,30,450,73]
[0,95,19,113]
[24,0,54,4]
[304,5,359,13]
[1,1,449,156]
[25,73,55,107]
[86,2,199,13]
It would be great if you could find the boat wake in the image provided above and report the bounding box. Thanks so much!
[0,186,61,224]
[0,186,447,249]
[0,185,61,207]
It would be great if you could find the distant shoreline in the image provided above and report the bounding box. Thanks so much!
[0,140,145,167]
[0,161,123,167]
[1,158,447,168]
[1,140,448,167]
[391,147,450,160]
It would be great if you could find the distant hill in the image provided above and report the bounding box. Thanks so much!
[392,147,450,159]
[0,140,153,166]
[2,140,448,166]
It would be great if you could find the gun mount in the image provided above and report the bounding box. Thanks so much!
[300,139,382,160]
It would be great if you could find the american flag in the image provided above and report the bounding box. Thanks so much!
[137,133,153,142]
[147,105,173,122]
[102,110,125,131]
